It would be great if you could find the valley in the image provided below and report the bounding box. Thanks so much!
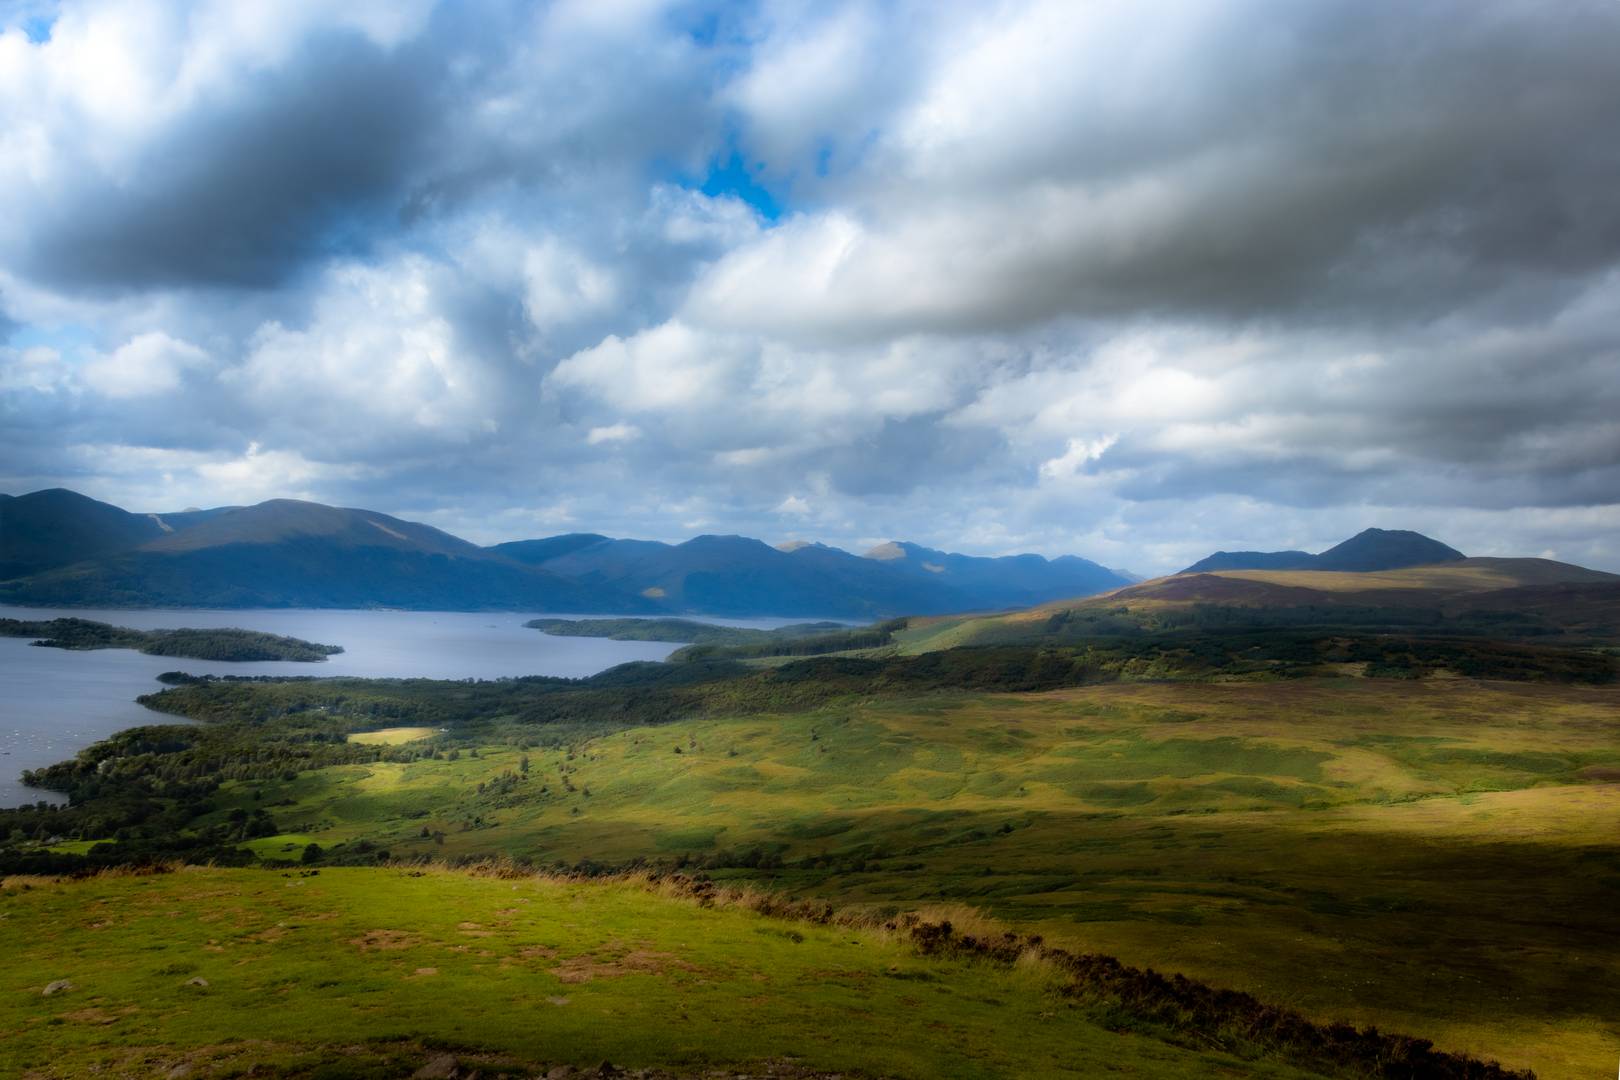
[6,633,1617,1076]
[136,680,1620,1077]
[3,513,1617,1077]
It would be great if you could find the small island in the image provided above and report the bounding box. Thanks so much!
[524,616,846,644]
[525,616,902,660]
[0,617,342,662]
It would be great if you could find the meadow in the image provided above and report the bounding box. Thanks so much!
[146,678,1620,1078]
[3,865,1369,1079]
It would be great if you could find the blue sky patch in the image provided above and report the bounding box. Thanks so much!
[699,151,781,220]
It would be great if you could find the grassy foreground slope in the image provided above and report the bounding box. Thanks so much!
[0,867,1358,1080]
[136,678,1620,1079]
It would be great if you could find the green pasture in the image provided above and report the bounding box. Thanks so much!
[202,679,1620,1078]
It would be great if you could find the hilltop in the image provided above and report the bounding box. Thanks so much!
[1183,528,1466,574]
[0,497,615,613]
[0,488,173,580]
[895,556,1620,655]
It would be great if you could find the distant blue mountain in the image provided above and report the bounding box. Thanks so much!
[1,496,620,612]
[860,541,1128,612]
[0,488,171,580]
[0,490,1131,617]
[486,533,1132,618]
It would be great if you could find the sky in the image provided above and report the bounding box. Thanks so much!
[1,0,1618,576]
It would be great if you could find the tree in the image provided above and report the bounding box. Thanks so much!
[301,842,323,864]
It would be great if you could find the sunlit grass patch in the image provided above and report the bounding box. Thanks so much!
[347,726,439,745]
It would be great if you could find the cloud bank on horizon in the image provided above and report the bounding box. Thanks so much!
[1,0,1618,574]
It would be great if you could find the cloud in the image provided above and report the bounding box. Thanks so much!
[81,330,208,398]
[521,239,619,334]
[1,1,442,290]
[586,423,640,446]
[191,440,370,503]
[0,344,69,394]
[233,255,501,448]
[724,4,915,176]
[0,0,1617,574]
[550,320,738,413]
[1039,435,1118,482]
[694,0,1620,341]
[48,440,373,509]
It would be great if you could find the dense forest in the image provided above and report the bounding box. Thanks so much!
[0,617,342,661]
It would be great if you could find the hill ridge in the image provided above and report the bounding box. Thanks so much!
[1183,526,1466,574]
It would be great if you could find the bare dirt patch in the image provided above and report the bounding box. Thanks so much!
[352,929,421,952]
[551,949,696,984]
[61,1005,137,1025]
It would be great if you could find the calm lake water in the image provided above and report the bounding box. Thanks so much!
[0,606,797,808]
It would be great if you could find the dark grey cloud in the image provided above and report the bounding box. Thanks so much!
[23,26,459,290]
[691,1,1620,345]
[14,3,733,295]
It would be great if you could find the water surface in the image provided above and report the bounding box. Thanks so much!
[0,606,792,808]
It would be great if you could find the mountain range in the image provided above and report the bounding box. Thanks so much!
[8,488,1584,620]
[0,489,1131,617]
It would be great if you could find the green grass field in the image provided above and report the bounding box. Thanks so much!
[1,866,1344,1079]
[177,678,1620,1078]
